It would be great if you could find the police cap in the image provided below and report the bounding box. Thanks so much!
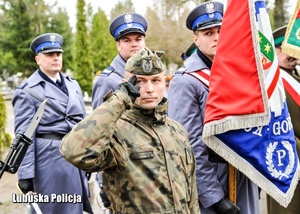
[186,1,223,31]
[109,12,148,41]
[273,25,287,47]
[125,47,165,76]
[30,33,63,54]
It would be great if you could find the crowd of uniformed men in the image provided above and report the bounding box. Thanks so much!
[11,0,300,213]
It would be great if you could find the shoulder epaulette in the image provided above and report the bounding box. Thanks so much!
[101,66,115,77]
[16,82,28,89]
[174,67,187,75]
[64,76,76,82]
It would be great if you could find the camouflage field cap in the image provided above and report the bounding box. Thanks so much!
[125,47,165,75]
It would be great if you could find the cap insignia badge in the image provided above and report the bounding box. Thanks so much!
[142,59,152,73]
[49,34,56,44]
[124,13,133,24]
[205,2,215,18]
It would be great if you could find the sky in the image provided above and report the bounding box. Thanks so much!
[47,0,297,29]
[49,0,153,29]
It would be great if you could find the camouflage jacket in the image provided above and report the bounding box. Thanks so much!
[60,91,200,214]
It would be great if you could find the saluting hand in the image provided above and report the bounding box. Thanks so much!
[116,75,140,104]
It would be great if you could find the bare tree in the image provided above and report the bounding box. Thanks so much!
[146,0,193,71]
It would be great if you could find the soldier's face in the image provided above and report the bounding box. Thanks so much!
[117,33,146,61]
[35,52,63,77]
[126,72,166,109]
[275,47,298,71]
[193,26,220,61]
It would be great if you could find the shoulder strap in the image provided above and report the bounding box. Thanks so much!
[101,66,125,79]
[174,67,187,75]
[100,66,115,76]
[187,69,210,87]
[23,88,81,123]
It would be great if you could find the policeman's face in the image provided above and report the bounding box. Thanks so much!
[275,47,298,71]
[35,52,63,77]
[117,33,146,61]
[125,71,166,110]
[193,26,220,61]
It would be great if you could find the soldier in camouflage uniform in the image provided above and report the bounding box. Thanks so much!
[92,13,148,208]
[60,47,200,214]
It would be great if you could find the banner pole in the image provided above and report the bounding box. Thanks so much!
[228,164,237,204]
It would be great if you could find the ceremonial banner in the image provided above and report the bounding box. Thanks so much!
[282,0,300,59]
[203,0,299,207]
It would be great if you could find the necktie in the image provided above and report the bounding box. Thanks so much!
[55,79,61,87]
[55,79,68,95]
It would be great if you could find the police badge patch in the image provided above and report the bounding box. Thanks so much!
[142,59,152,73]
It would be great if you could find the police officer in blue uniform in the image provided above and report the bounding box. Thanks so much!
[12,33,92,214]
[92,12,147,109]
[168,1,260,214]
[91,12,148,209]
